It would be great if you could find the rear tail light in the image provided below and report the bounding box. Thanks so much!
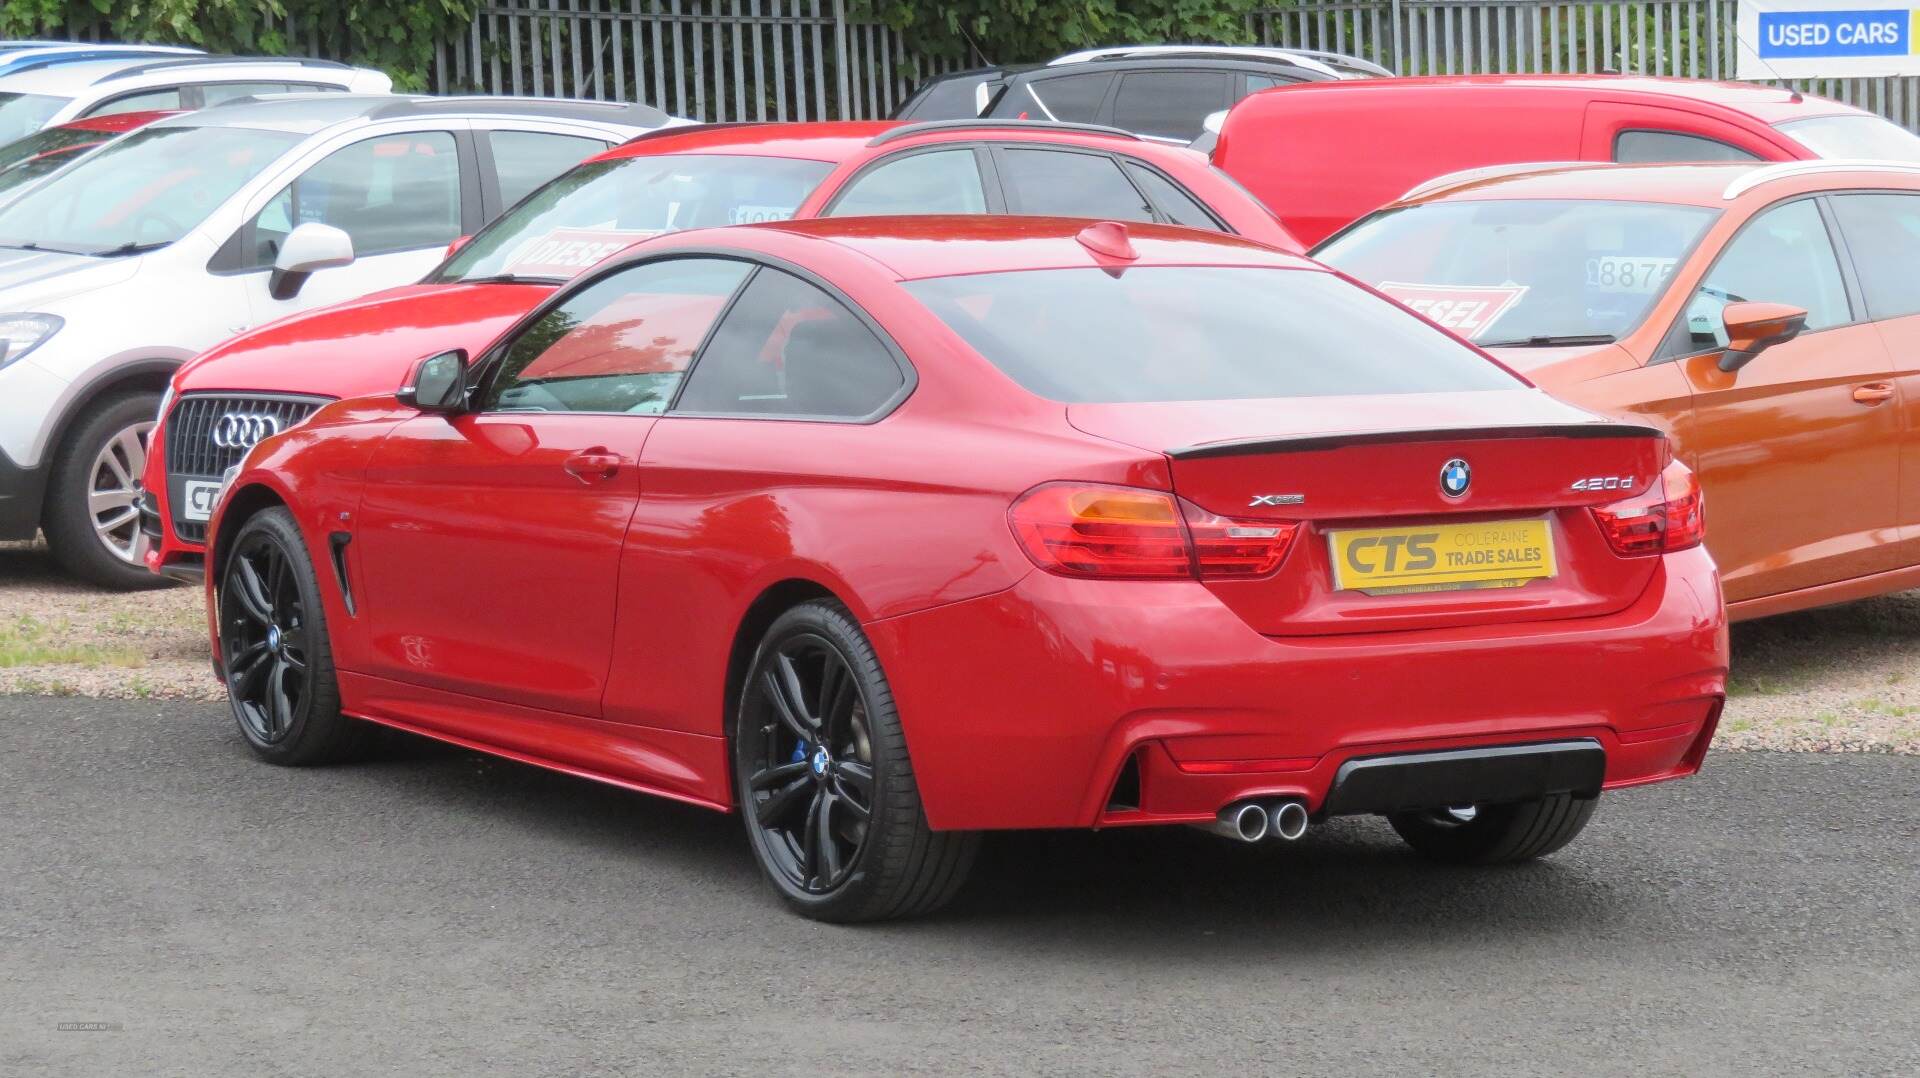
[1009,482,1297,580]
[1592,460,1705,556]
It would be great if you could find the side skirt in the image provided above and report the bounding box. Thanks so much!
[338,671,733,813]
[1730,561,1920,622]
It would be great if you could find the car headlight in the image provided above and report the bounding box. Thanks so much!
[0,313,63,368]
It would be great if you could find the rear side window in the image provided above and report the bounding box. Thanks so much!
[997,148,1153,220]
[199,82,324,105]
[489,130,609,207]
[1829,193,1920,319]
[1614,130,1759,163]
[481,257,751,414]
[1122,162,1221,229]
[1018,74,1112,123]
[85,87,183,117]
[676,268,903,419]
[905,266,1520,402]
[829,148,987,216]
[1112,71,1232,141]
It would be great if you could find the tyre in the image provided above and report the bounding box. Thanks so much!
[42,390,171,590]
[733,599,979,923]
[1388,794,1598,865]
[216,507,366,766]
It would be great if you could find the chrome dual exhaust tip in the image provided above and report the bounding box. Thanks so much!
[1267,799,1309,841]
[1205,800,1271,843]
[1196,799,1310,843]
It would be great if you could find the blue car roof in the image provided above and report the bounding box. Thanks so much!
[0,45,201,78]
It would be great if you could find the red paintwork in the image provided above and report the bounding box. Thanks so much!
[144,121,1304,573]
[54,109,182,135]
[1215,74,1864,245]
[202,218,1727,832]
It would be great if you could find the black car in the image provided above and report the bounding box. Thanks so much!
[894,46,1390,143]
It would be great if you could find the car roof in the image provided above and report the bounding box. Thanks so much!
[605,120,897,162]
[717,215,1313,280]
[157,93,669,136]
[1258,73,1865,123]
[0,57,160,94]
[1392,160,1920,208]
[0,44,201,78]
[602,118,1196,165]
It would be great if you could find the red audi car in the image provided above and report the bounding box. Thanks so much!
[140,118,1297,580]
[200,218,1726,921]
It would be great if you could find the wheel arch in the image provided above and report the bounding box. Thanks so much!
[721,577,845,765]
[42,358,181,467]
[205,481,292,587]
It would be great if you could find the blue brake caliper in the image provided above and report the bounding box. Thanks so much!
[790,740,808,764]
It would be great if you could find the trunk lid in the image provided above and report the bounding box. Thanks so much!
[1068,390,1670,635]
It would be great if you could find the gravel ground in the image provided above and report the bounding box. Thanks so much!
[3,539,1917,752]
[0,541,214,701]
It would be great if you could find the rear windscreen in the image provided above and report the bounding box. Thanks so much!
[903,266,1523,403]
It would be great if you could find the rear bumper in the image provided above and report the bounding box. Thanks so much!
[866,545,1728,831]
[0,445,47,540]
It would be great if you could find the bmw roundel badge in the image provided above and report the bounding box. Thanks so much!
[1440,458,1472,498]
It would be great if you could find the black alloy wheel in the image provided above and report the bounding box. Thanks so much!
[744,632,876,894]
[221,525,311,744]
[217,507,362,765]
[734,600,978,922]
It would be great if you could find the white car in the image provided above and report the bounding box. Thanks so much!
[0,55,393,144]
[0,92,684,586]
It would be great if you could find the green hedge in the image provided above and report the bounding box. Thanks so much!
[854,1,1268,66]
[0,1,1276,92]
[0,0,480,90]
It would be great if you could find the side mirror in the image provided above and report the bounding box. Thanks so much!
[1717,301,1808,373]
[398,349,469,413]
[1202,109,1228,136]
[444,234,472,261]
[269,222,355,300]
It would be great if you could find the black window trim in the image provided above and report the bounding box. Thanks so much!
[468,247,918,425]
[473,126,612,224]
[1611,127,1760,165]
[1110,67,1237,141]
[206,126,476,275]
[819,142,1004,216]
[1117,156,1230,232]
[1816,186,1920,323]
[79,82,189,118]
[821,139,1227,231]
[1013,71,1118,125]
[1652,191,1863,364]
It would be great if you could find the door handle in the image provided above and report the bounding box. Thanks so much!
[1852,382,1896,405]
[562,449,621,483]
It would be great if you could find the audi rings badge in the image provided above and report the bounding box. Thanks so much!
[211,413,282,450]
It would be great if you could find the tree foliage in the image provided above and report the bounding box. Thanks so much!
[854,0,1269,66]
[0,0,480,90]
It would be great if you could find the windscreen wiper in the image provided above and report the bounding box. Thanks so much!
[457,273,558,285]
[95,241,170,257]
[1477,333,1618,348]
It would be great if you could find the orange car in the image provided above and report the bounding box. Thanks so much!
[1317,160,1920,620]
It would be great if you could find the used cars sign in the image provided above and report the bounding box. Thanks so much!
[1739,0,1920,78]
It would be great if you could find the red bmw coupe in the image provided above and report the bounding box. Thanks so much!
[203,217,1728,921]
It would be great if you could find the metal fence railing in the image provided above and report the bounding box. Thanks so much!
[434,1,958,122]
[47,1,957,124]
[1251,0,1920,130]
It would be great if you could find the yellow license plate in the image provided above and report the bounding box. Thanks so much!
[1328,518,1556,594]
